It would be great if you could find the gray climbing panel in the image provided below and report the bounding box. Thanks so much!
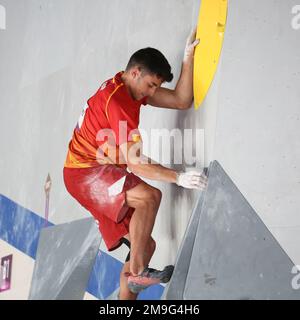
[164,161,300,300]
[29,218,101,300]
[162,188,205,300]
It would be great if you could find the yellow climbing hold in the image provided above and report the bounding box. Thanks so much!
[194,0,228,109]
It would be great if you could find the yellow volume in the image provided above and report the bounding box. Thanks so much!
[194,0,228,109]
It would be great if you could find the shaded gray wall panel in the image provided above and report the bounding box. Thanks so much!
[29,218,101,300]
[162,184,206,300]
[184,161,300,300]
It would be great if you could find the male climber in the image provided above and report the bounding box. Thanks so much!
[63,28,207,300]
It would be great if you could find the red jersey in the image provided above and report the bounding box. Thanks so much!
[64,72,148,168]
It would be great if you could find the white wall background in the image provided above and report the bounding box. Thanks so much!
[213,0,300,265]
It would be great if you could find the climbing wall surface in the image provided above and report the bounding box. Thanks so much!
[0,0,205,299]
[162,189,205,300]
[29,218,101,300]
[212,0,300,265]
[163,162,300,299]
[1,0,299,300]
[164,162,300,300]
[164,0,300,300]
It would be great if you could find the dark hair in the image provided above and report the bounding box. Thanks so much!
[126,47,173,83]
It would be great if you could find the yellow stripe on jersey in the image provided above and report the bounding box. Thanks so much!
[105,83,124,121]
